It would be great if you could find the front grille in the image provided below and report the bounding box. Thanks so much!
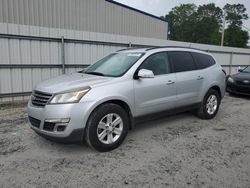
[28,116,41,129]
[31,90,52,107]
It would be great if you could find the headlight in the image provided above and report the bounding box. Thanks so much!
[49,88,91,104]
[227,77,234,83]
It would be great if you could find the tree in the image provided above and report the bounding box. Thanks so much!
[224,4,248,27]
[162,4,197,42]
[195,4,223,45]
[162,3,223,45]
[224,26,249,48]
[161,3,249,48]
[223,4,249,47]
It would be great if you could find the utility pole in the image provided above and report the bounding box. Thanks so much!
[220,12,226,46]
[221,11,226,46]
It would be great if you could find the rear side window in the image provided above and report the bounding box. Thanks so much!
[192,52,216,69]
[168,51,196,73]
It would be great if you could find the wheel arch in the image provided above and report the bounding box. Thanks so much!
[87,99,134,130]
[210,85,222,100]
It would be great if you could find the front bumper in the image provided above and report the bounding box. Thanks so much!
[226,82,250,96]
[27,100,95,143]
[32,128,85,143]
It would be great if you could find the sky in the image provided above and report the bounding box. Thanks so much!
[115,0,250,36]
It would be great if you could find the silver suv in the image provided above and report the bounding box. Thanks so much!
[27,47,226,151]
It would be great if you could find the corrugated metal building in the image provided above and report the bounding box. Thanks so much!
[0,0,168,39]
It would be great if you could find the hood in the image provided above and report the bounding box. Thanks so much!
[232,72,250,81]
[34,73,113,94]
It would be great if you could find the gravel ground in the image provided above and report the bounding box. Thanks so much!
[0,95,250,188]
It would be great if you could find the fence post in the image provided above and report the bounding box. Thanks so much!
[61,36,65,74]
[229,51,233,75]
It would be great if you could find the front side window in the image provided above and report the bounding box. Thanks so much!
[168,51,196,73]
[139,52,171,75]
[84,52,144,77]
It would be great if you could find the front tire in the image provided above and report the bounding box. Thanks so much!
[196,89,221,119]
[85,103,129,152]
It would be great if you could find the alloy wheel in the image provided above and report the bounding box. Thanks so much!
[206,94,218,115]
[97,113,123,144]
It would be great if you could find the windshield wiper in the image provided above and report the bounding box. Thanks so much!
[85,71,105,76]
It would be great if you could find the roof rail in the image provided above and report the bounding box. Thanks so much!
[116,46,207,53]
[116,47,151,52]
[145,46,206,52]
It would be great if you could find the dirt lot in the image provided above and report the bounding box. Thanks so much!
[0,95,250,188]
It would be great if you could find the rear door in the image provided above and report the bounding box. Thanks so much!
[133,52,177,116]
[168,51,205,107]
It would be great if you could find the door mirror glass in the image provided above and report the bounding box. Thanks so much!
[137,69,154,78]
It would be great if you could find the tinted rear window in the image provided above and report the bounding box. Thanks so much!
[168,51,197,73]
[192,52,216,69]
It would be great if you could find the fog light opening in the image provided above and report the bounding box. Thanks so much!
[56,125,66,132]
[44,118,70,132]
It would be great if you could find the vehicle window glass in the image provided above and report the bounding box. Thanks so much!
[242,66,250,73]
[208,56,216,65]
[84,52,144,77]
[139,52,171,75]
[192,52,215,69]
[168,51,196,73]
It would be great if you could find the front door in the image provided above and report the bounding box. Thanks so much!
[133,52,177,116]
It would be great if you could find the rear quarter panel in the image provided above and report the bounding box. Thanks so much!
[198,64,226,101]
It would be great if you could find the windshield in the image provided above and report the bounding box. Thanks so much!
[242,66,250,73]
[84,52,144,77]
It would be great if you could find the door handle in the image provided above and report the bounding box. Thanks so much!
[166,80,175,85]
[197,76,204,80]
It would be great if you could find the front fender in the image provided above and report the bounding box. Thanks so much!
[80,95,134,129]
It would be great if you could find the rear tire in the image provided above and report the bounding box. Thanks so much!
[196,89,221,119]
[85,103,129,152]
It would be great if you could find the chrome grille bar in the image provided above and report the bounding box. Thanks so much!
[31,90,52,107]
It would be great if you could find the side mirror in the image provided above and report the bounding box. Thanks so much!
[137,69,154,78]
[238,66,244,72]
